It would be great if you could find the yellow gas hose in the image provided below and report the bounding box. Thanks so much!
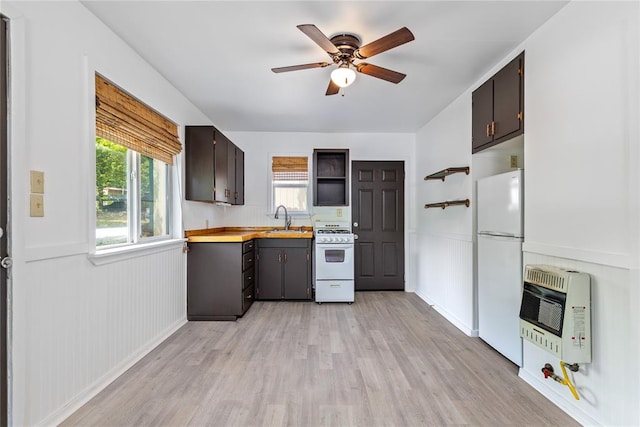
[559,361,580,400]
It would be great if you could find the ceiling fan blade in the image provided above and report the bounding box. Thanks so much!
[356,63,406,84]
[271,62,331,73]
[326,79,340,96]
[355,27,415,59]
[297,24,341,56]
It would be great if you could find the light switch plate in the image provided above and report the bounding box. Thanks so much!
[510,155,518,169]
[30,170,44,193]
[30,194,44,217]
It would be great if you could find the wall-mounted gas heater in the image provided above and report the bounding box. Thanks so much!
[519,265,591,363]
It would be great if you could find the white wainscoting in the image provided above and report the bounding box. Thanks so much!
[519,252,639,427]
[14,246,187,426]
[414,232,475,336]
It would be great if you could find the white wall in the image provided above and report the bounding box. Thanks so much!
[520,2,639,425]
[414,1,640,425]
[3,1,212,425]
[414,94,475,334]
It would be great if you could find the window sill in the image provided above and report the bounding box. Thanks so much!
[88,238,186,266]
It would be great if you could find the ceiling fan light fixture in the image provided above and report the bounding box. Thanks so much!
[331,64,356,88]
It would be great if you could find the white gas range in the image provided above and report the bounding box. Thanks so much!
[313,221,355,303]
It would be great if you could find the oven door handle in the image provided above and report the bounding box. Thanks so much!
[317,245,353,250]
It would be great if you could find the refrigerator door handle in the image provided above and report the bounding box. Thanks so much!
[478,231,517,237]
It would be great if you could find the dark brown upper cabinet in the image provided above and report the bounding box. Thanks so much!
[185,125,244,205]
[472,52,524,153]
[313,149,349,206]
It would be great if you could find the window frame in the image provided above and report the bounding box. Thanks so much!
[88,67,183,263]
[95,140,173,250]
[269,153,311,217]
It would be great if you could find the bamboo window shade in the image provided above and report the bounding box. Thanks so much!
[95,74,181,165]
[272,156,308,181]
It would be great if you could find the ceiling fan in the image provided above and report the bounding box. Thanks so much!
[272,24,415,95]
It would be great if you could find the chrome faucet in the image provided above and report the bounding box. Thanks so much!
[274,205,291,230]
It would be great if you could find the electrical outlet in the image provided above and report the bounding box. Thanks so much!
[337,208,342,217]
[30,170,44,194]
[30,194,44,217]
[510,155,518,168]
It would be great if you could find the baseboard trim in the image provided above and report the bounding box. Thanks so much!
[518,368,600,426]
[38,317,187,427]
[414,289,478,337]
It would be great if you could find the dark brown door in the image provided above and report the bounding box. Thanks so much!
[283,247,310,299]
[471,79,494,151]
[184,126,215,202]
[234,147,244,205]
[352,161,404,291]
[1,14,8,426]
[493,54,523,141]
[257,247,283,299]
[214,130,230,203]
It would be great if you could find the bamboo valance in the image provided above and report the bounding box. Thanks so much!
[95,74,181,165]
[272,156,308,173]
[272,156,308,181]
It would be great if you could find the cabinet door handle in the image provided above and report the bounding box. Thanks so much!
[486,124,490,137]
[278,253,282,263]
[284,253,288,263]
[491,121,495,136]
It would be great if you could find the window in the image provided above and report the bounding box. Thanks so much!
[271,156,309,214]
[95,74,180,248]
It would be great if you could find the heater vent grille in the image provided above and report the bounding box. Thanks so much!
[525,267,566,292]
[520,265,591,363]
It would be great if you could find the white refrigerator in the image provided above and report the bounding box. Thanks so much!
[477,169,523,366]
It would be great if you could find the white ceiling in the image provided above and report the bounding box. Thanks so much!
[81,1,568,133]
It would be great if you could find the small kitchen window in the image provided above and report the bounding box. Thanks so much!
[94,73,181,249]
[271,155,310,215]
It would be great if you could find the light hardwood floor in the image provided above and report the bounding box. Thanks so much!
[62,292,578,426]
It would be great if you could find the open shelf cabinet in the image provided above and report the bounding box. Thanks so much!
[313,149,349,206]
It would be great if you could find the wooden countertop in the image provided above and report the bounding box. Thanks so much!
[185,226,313,243]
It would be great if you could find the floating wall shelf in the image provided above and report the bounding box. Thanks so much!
[424,166,470,181]
[424,199,471,209]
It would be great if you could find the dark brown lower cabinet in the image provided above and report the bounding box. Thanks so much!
[187,240,255,320]
[256,239,312,300]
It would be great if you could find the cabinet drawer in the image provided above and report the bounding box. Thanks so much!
[242,285,255,314]
[242,240,255,254]
[242,251,255,271]
[243,268,255,290]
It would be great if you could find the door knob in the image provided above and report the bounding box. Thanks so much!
[354,234,359,240]
[0,257,12,269]
[353,222,358,228]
